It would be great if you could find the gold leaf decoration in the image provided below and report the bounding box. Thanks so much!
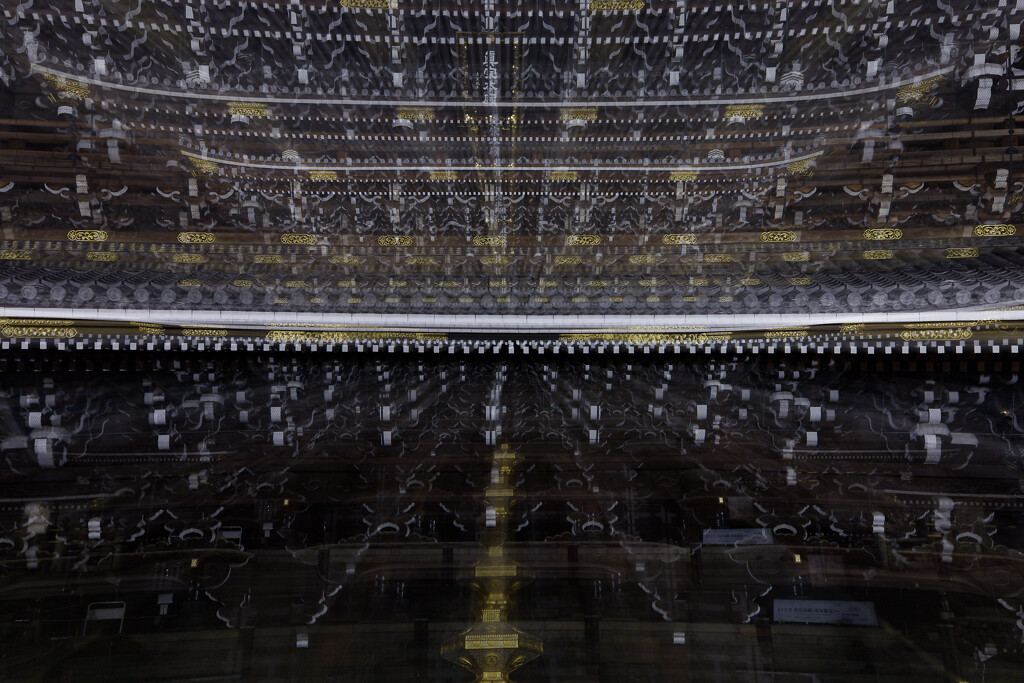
[863,228,903,240]
[231,279,252,287]
[946,247,979,258]
[473,236,507,247]
[791,277,812,285]
[760,230,796,242]
[590,0,645,10]
[586,280,608,287]
[172,253,205,264]
[0,250,32,260]
[740,278,761,286]
[703,253,732,263]
[430,170,458,181]
[284,280,307,288]
[330,255,361,265]
[550,170,579,181]
[181,327,227,337]
[388,279,408,287]
[663,234,697,245]
[899,328,973,341]
[555,255,581,265]
[629,255,656,264]
[896,76,942,104]
[863,249,893,260]
[253,254,282,264]
[782,251,809,262]
[407,256,438,266]
[86,252,118,262]
[186,157,219,176]
[690,278,709,286]
[786,159,814,177]
[396,106,435,121]
[377,235,413,247]
[567,235,600,246]
[308,170,338,181]
[559,107,597,122]
[763,329,808,339]
[439,281,459,288]
[1,325,77,338]
[481,255,508,265]
[67,229,108,242]
[839,323,865,334]
[281,233,316,245]
[538,279,557,288]
[973,224,1015,237]
[640,279,658,286]
[669,171,697,182]
[339,0,393,8]
[227,102,268,118]
[724,104,765,119]
[42,74,90,100]
[179,279,200,286]
[178,232,215,244]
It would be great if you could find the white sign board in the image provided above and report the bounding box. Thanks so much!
[773,599,878,626]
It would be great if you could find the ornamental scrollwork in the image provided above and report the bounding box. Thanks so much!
[378,235,413,247]
[566,235,600,246]
[629,255,655,264]
[86,252,118,261]
[0,250,32,260]
[181,328,228,337]
[590,0,645,10]
[946,247,979,258]
[1,325,77,338]
[559,107,597,122]
[481,256,508,265]
[724,104,764,119]
[669,171,697,182]
[555,255,581,265]
[395,106,435,121]
[973,224,1015,237]
[253,255,282,264]
[786,159,814,177]
[67,230,108,242]
[430,170,458,181]
[330,255,361,265]
[42,74,90,100]
[703,253,732,263]
[863,228,903,240]
[760,231,796,242]
[178,231,215,244]
[172,253,206,264]
[862,250,893,260]
[407,256,438,266]
[473,236,507,247]
[226,102,268,118]
[550,171,579,181]
[899,329,973,341]
[782,251,809,262]
[308,170,338,181]
[663,234,697,245]
[282,233,316,245]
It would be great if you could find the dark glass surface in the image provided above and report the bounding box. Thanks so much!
[0,347,1021,681]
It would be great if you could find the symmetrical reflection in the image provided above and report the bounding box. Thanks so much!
[0,347,1021,680]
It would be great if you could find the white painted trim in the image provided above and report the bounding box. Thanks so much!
[2,306,1021,334]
